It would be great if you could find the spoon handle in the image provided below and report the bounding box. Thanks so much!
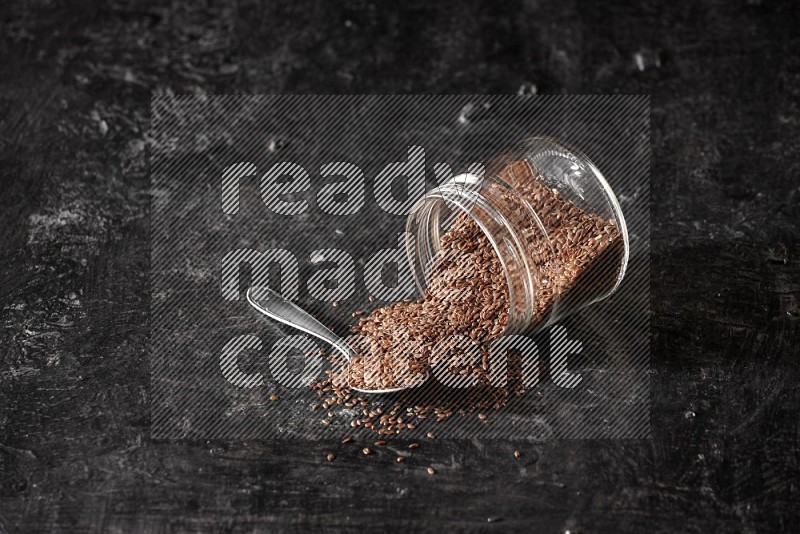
[245,287,354,360]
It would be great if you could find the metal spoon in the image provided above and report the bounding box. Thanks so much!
[245,286,427,394]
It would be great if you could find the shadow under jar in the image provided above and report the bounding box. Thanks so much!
[405,136,630,336]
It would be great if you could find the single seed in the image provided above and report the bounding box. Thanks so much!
[408,443,420,449]
[427,467,436,475]
[362,447,372,456]
[341,436,353,444]
[374,440,386,446]
[269,394,279,401]
[514,450,521,458]
[326,452,335,462]
[396,455,406,463]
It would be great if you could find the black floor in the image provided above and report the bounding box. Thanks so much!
[1,0,799,532]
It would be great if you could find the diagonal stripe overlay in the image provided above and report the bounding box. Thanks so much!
[150,95,650,441]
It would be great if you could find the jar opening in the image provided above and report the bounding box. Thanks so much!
[405,173,537,335]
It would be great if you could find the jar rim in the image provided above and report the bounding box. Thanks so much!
[404,174,536,335]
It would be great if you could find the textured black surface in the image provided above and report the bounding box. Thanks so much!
[1,0,799,532]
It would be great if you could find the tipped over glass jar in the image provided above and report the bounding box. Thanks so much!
[406,136,629,336]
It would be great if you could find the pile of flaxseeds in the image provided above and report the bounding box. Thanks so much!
[309,160,623,437]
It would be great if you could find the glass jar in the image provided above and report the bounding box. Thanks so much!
[405,136,629,335]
